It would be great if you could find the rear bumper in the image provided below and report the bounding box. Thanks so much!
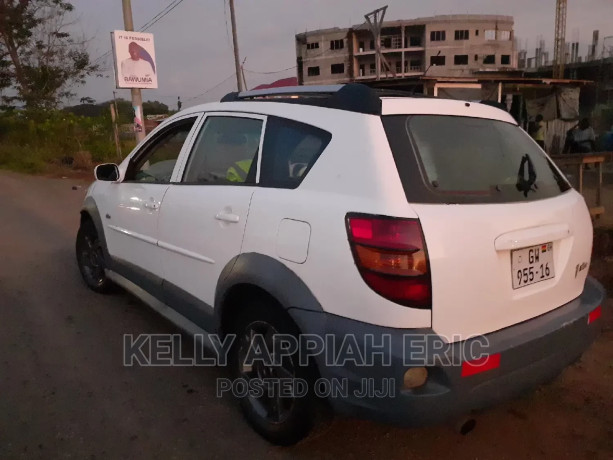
[290,276,605,426]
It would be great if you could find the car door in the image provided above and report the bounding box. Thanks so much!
[101,115,200,291]
[157,113,265,327]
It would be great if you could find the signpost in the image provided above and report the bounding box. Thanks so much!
[112,0,158,142]
[111,30,158,90]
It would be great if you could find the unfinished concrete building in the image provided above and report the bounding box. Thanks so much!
[296,15,516,85]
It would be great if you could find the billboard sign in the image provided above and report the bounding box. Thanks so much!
[111,30,158,89]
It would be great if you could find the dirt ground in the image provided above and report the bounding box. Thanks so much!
[0,170,611,459]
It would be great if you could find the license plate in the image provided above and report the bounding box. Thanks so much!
[511,243,554,289]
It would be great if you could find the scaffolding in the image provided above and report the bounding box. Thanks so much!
[553,0,567,79]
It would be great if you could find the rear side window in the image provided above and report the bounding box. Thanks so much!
[259,117,331,189]
[382,115,570,204]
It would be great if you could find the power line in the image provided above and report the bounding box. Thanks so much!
[140,0,186,31]
[137,0,183,31]
[90,0,186,67]
[144,73,237,103]
[185,73,236,102]
[243,65,296,75]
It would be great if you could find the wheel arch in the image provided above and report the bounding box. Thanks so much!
[214,253,323,336]
[79,196,111,264]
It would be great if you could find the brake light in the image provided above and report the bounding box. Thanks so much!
[346,214,432,308]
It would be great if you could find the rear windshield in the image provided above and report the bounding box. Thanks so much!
[382,115,571,204]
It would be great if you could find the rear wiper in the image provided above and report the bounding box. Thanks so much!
[516,153,538,197]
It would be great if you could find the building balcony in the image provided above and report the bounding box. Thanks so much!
[354,46,425,55]
[355,67,425,80]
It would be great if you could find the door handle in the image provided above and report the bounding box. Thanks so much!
[215,212,240,223]
[144,201,160,210]
[494,223,571,251]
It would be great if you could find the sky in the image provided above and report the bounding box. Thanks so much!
[69,0,613,109]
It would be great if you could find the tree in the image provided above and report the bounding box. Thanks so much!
[64,97,133,123]
[0,0,99,110]
[143,100,169,115]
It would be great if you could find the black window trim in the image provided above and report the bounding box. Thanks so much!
[123,115,200,183]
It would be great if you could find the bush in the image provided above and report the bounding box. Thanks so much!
[0,110,127,173]
[0,144,48,173]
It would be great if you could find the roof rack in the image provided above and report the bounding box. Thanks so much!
[219,83,424,115]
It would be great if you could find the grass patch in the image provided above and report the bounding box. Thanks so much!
[0,110,134,174]
[0,144,53,174]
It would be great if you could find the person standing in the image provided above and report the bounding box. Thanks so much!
[571,118,596,153]
[532,114,546,150]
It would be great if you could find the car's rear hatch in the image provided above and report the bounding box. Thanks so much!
[381,102,593,342]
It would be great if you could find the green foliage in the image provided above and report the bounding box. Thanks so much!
[0,0,100,109]
[0,109,130,173]
[143,100,169,115]
[64,99,170,123]
[63,103,106,118]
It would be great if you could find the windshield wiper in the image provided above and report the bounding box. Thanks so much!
[516,153,538,197]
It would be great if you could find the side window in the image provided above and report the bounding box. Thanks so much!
[182,116,263,184]
[126,118,197,183]
[259,117,331,189]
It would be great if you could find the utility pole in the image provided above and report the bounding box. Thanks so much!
[365,6,394,80]
[240,57,248,91]
[122,0,146,143]
[110,103,123,160]
[111,90,122,158]
[112,91,120,121]
[597,36,613,105]
[228,0,244,92]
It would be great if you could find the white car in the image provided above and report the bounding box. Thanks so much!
[76,84,604,445]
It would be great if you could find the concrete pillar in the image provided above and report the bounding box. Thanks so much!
[401,26,405,75]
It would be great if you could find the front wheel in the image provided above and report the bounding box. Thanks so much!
[75,219,112,293]
[229,301,315,445]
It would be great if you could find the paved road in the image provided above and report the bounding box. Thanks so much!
[1,170,612,459]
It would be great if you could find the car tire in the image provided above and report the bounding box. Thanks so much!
[76,219,113,293]
[229,300,315,446]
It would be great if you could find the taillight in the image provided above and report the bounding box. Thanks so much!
[346,214,432,308]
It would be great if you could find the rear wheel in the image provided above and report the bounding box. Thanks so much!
[76,219,112,293]
[229,300,315,445]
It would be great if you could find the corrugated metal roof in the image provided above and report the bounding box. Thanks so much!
[251,77,299,91]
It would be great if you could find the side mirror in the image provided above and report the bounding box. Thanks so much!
[94,163,120,182]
